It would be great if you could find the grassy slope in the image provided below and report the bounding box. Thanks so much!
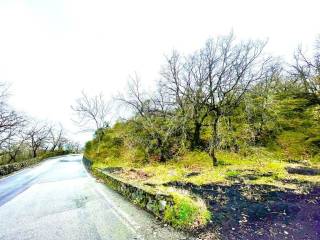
[87,147,320,192]
[86,93,320,191]
[85,119,320,230]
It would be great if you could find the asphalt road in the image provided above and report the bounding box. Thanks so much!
[0,155,188,240]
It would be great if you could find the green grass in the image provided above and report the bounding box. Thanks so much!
[86,146,320,230]
[163,192,211,229]
[86,147,320,190]
[226,170,241,178]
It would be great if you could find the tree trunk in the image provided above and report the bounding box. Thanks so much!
[209,117,219,166]
[96,129,103,154]
[32,149,37,158]
[97,136,101,154]
[191,122,201,150]
[51,144,57,152]
[159,150,165,163]
[209,145,218,166]
[9,154,16,163]
[157,137,166,163]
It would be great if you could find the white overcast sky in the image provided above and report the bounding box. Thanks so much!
[0,0,319,144]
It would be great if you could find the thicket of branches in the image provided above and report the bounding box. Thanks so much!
[85,33,320,166]
[0,86,80,165]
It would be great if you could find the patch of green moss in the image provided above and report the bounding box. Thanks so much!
[164,193,211,229]
[226,170,241,178]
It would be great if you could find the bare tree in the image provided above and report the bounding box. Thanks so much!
[65,140,81,153]
[0,82,77,162]
[118,74,152,117]
[48,123,67,151]
[0,82,25,150]
[0,109,25,149]
[71,91,111,132]
[291,36,320,102]
[119,34,270,165]
[119,74,181,162]
[71,91,111,154]
[3,132,28,163]
[160,50,211,149]
[26,123,50,158]
[160,33,271,165]
[201,34,270,165]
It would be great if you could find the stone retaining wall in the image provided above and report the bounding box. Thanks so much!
[0,158,42,176]
[83,156,172,217]
[0,152,71,177]
[82,156,211,230]
[95,169,173,217]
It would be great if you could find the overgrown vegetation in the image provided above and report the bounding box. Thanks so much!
[86,34,319,171]
[83,33,320,230]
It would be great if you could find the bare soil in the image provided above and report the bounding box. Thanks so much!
[167,182,320,240]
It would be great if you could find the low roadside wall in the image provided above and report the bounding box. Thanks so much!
[0,158,42,176]
[82,156,93,171]
[0,152,71,177]
[82,156,172,217]
[96,170,173,217]
[82,156,210,230]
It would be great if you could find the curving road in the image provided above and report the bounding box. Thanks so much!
[0,155,188,240]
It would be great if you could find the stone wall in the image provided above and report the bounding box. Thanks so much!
[0,152,70,177]
[82,156,173,217]
[95,169,173,217]
[0,158,42,176]
[82,156,210,230]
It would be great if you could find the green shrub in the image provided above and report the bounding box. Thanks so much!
[85,141,93,152]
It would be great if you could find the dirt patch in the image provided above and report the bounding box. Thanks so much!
[101,167,151,181]
[118,168,152,181]
[102,167,123,173]
[185,172,201,178]
[286,166,320,176]
[166,182,320,239]
[226,170,274,181]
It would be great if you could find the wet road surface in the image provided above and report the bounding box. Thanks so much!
[0,155,188,240]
